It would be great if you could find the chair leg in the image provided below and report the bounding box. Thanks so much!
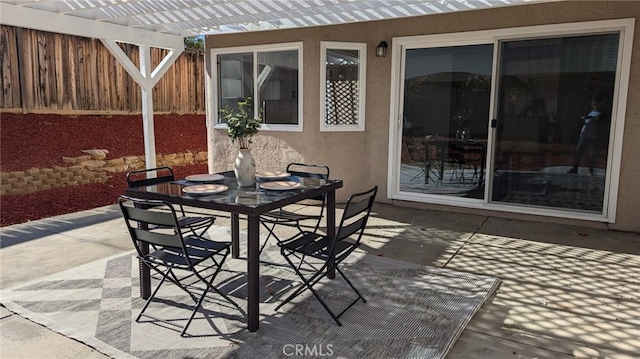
[198,222,215,237]
[260,219,299,250]
[137,251,244,337]
[189,220,215,238]
[180,251,245,336]
[136,264,173,322]
[275,250,329,307]
[276,252,367,326]
[276,269,342,326]
[260,218,312,256]
[335,266,367,305]
[193,249,245,313]
[259,221,280,254]
[306,285,343,326]
[181,277,215,336]
[177,204,215,238]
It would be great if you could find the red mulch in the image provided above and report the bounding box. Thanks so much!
[0,113,208,227]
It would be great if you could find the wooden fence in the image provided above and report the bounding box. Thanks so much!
[0,25,206,115]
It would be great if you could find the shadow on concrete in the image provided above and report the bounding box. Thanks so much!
[0,205,121,248]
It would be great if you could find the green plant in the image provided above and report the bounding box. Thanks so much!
[183,35,204,50]
[221,98,262,149]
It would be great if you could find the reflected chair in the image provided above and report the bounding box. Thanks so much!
[259,163,330,254]
[275,186,378,326]
[445,141,483,185]
[119,195,244,337]
[459,143,483,183]
[447,142,468,183]
[406,136,441,185]
[126,166,215,237]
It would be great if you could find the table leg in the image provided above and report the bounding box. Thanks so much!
[231,213,240,259]
[136,207,151,299]
[138,241,150,299]
[326,190,336,279]
[246,214,260,332]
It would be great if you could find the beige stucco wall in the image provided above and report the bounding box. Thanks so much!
[206,1,640,232]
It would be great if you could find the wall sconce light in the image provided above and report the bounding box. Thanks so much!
[376,41,388,57]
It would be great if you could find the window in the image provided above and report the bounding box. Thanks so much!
[213,42,303,131]
[320,42,366,131]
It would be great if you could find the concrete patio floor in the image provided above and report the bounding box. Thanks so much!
[1,202,639,358]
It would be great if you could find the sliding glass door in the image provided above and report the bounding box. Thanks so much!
[395,23,625,218]
[491,34,618,213]
[399,45,493,200]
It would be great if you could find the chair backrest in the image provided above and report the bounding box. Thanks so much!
[126,166,175,188]
[333,186,378,248]
[118,196,186,256]
[286,163,330,202]
[286,163,329,179]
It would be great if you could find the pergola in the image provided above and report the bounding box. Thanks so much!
[0,0,540,168]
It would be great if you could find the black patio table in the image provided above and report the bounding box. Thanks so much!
[125,170,343,332]
[424,138,487,185]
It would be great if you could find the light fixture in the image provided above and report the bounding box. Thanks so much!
[376,41,388,57]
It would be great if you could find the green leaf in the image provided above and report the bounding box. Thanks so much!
[221,97,262,149]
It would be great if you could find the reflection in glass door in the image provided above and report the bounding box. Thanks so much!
[491,34,619,213]
[399,45,493,199]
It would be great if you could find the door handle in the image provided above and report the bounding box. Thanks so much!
[491,119,497,128]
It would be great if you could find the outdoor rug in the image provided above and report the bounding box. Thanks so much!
[0,244,500,359]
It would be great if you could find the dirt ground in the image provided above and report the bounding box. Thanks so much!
[0,112,209,226]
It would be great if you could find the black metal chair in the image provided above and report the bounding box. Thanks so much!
[259,163,330,253]
[275,186,378,326]
[126,166,215,237]
[119,195,244,337]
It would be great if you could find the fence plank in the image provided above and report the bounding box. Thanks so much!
[0,25,205,114]
[67,35,78,109]
[0,26,21,108]
[36,31,47,107]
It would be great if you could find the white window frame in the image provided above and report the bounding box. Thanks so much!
[320,41,367,132]
[212,42,303,132]
[387,19,634,223]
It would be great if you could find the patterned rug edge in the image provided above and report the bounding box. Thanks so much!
[1,250,501,359]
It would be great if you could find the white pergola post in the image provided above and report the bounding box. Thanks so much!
[101,40,183,170]
[139,45,156,169]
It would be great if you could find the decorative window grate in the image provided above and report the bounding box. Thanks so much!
[325,78,359,126]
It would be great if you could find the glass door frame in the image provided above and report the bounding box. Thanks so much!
[387,19,634,223]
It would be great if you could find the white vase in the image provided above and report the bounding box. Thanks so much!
[234,148,256,187]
